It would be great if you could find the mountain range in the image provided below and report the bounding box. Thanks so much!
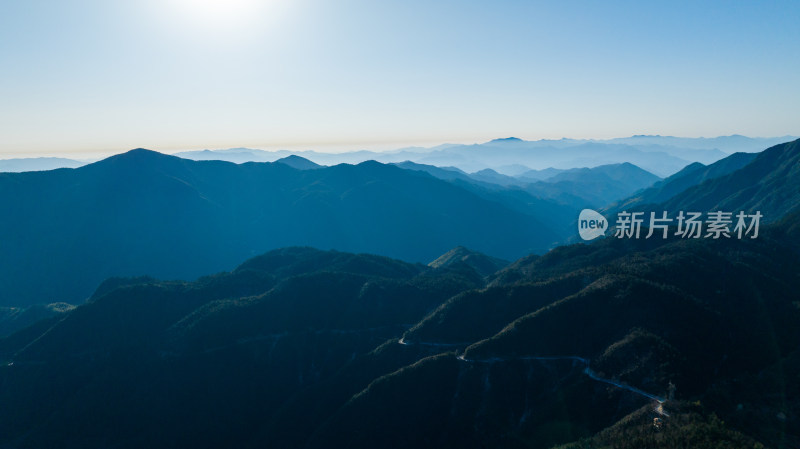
[524,162,660,208]
[0,138,797,448]
[604,152,759,214]
[174,135,796,176]
[0,150,574,306]
[391,160,661,208]
[3,136,794,176]
[0,157,85,172]
[3,136,797,307]
[0,214,796,448]
[605,139,800,225]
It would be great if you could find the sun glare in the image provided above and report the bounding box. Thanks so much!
[166,0,276,29]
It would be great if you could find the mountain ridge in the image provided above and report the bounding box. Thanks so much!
[0,149,566,306]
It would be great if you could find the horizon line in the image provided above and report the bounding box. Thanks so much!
[2,133,798,161]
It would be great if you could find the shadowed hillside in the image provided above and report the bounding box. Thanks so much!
[0,140,798,448]
[604,151,758,215]
[0,149,570,306]
[605,138,800,224]
[0,213,797,448]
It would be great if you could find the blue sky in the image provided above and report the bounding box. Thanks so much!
[1,0,798,157]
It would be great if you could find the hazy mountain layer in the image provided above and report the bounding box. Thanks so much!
[604,151,758,215]
[524,162,661,208]
[0,149,568,306]
[661,139,800,221]
[176,135,796,176]
[603,138,800,226]
[0,157,85,172]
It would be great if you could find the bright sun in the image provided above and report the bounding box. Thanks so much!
[167,0,273,28]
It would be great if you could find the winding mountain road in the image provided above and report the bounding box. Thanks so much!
[395,337,668,405]
[456,353,666,403]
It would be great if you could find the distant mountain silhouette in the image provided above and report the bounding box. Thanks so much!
[0,157,85,172]
[488,137,524,143]
[607,134,797,152]
[524,162,661,208]
[468,168,523,186]
[516,167,565,182]
[273,155,323,170]
[390,161,471,182]
[606,151,759,213]
[389,141,697,176]
[659,138,800,221]
[174,147,281,163]
[0,149,566,306]
[494,163,532,176]
[604,138,800,224]
[174,135,796,176]
[394,161,660,209]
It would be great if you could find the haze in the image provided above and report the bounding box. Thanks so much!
[1,0,799,157]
